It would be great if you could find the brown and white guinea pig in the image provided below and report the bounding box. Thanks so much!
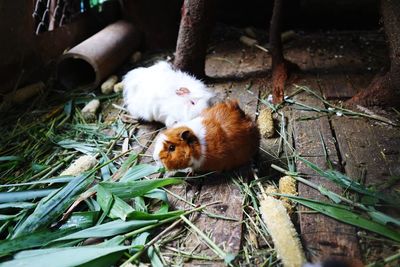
[153,100,260,172]
[303,258,364,267]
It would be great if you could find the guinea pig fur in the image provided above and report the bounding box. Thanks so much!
[123,61,215,127]
[153,100,260,172]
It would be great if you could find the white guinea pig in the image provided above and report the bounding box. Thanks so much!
[123,61,215,127]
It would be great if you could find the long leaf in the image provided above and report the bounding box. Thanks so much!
[110,152,138,181]
[78,251,124,267]
[0,214,21,222]
[127,210,184,220]
[0,228,78,256]
[55,219,158,241]
[96,185,134,221]
[0,245,134,267]
[286,195,400,243]
[100,178,183,199]
[298,157,400,206]
[59,211,98,230]
[0,156,23,162]
[57,140,98,155]
[120,164,161,182]
[144,189,169,203]
[132,232,150,247]
[148,246,163,267]
[0,202,36,210]
[12,173,94,238]
[0,176,75,188]
[0,189,56,203]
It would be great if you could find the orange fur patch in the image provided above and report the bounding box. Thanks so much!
[200,100,260,172]
[158,127,202,170]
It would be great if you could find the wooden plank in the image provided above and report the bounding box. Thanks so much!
[206,41,270,80]
[331,115,400,201]
[284,35,315,71]
[331,112,400,263]
[345,73,375,96]
[205,41,245,79]
[319,74,358,100]
[291,77,361,262]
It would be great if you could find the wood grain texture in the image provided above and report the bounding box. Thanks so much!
[320,74,358,100]
[291,77,361,261]
[330,118,400,262]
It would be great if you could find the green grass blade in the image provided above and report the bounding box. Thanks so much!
[109,152,138,181]
[0,214,21,222]
[367,210,400,227]
[57,140,98,155]
[126,210,184,220]
[0,245,133,267]
[298,156,400,206]
[59,211,98,230]
[55,219,158,241]
[286,195,400,243]
[0,228,78,256]
[134,196,147,212]
[0,156,23,162]
[0,189,56,203]
[120,164,161,182]
[78,251,125,267]
[100,178,183,199]
[12,173,94,238]
[144,189,169,203]
[96,185,134,221]
[132,232,150,247]
[0,202,36,210]
[0,176,75,188]
[147,246,163,267]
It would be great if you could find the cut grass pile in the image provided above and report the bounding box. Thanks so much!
[0,90,222,266]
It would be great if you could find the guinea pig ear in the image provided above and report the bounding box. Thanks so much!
[180,130,196,144]
[176,87,191,96]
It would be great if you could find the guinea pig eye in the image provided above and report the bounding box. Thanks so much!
[168,144,175,152]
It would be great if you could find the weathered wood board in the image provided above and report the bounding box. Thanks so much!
[319,74,358,100]
[331,111,400,262]
[291,77,361,261]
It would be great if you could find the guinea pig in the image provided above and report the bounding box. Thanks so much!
[153,100,260,172]
[123,61,215,127]
[303,258,364,267]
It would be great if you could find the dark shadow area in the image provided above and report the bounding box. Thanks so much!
[57,57,97,89]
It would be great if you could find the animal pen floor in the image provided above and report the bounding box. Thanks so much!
[1,30,399,266]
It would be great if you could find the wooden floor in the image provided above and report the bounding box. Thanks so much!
[133,31,400,265]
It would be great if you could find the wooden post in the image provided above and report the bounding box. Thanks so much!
[269,0,287,104]
[173,0,216,78]
[349,0,400,106]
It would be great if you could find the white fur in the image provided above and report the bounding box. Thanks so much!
[123,61,214,127]
[153,133,167,167]
[152,116,207,171]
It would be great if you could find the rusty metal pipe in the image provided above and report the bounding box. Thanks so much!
[57,20,141,89]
